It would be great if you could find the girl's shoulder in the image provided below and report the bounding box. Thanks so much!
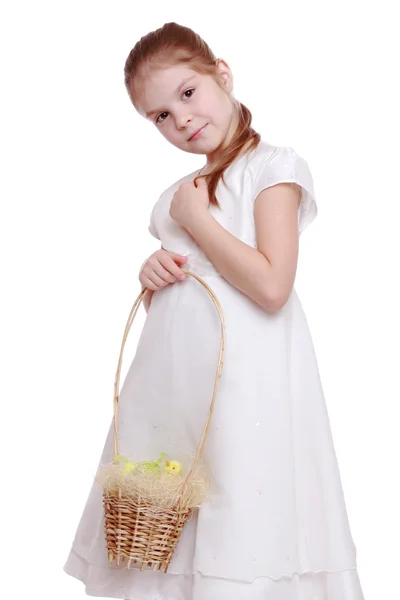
[244,139,309,179]
[247,139,318,235]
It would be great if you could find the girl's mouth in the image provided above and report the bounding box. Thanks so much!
[189,124,207,141]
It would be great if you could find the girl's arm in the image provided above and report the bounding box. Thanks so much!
[186,182,301,313]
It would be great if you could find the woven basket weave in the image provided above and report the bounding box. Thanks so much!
[101,270,226,572]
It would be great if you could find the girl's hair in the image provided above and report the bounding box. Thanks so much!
[124,22,261,207]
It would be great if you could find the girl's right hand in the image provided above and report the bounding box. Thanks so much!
[139,249,188,292]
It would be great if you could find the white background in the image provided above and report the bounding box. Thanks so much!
[1,1,399,598]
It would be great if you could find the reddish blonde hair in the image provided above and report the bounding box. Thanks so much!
[124,22,261,207]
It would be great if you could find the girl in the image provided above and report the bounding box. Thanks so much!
[64,21,365,600]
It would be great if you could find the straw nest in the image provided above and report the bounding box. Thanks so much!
[95,452,209,512]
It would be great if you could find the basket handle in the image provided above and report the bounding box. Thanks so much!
[112,269,226,498]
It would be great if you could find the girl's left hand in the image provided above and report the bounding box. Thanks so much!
[169,177,209,230]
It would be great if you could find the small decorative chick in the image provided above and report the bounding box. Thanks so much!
[123,462,136,472]
[114,454,137,473]
[164,460,183,475]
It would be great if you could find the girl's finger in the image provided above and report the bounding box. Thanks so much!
[158,255,186,280]
[143,272,168,290]
[149,260,179,284]
[150,260,178,283]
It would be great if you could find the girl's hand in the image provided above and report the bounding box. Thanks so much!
[170,177,210,230]
[139,249,188,292]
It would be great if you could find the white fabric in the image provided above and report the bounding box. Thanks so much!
[252,145,318,235]
[148,205,160,239]
[64,141,365,599]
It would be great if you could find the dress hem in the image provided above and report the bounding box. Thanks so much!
[64,547,360,584]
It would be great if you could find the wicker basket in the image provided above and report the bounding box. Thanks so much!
[100,270,226,573]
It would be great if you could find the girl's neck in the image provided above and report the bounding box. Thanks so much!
[198,140,252,175]
[199,139,255,176]
[198,164,211,176]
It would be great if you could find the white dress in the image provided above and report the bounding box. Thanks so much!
[64,141,365,599]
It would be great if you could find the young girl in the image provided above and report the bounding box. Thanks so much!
[64,21,365,600]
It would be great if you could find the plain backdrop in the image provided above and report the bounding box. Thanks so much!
[1,1,399,598]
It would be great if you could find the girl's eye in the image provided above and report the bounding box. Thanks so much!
[156,112,168,124]
[155,89,195,125]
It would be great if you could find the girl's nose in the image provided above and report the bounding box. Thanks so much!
[176,114,192,129]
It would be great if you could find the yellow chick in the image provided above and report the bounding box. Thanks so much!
[114,455,137,473]
[123,462,136,472]
[164,460,183,475]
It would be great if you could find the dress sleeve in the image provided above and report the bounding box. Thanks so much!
[148,205,160,240]
[253,146,318,235]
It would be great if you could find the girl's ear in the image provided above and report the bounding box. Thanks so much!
[215,58,234,92]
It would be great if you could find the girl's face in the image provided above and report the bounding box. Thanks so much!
[134,60,239,167]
